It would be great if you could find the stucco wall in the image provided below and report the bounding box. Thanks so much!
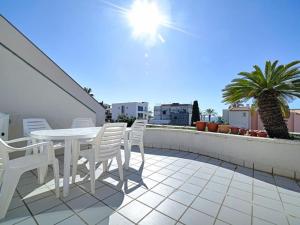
[228,110,251,129]
[144,128,300,179]
[251,111,300,132]
[0,16,105,127]
[0,16,106,139]
[0,45,97,139]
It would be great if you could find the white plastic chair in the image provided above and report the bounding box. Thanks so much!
[71,118,95,128]
[128,120,147,160]
[0,137,59,219]
[71,123,127,194]
[23,118,64,153]
[23,118,52,136]
[71,118,95,170]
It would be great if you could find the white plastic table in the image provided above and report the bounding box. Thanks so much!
[31,127,132,197]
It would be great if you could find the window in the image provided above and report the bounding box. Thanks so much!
[163,110,166,115]
[242,112,246,117]
[138,106,143,111]
[121,105,125,114]
[138,113,143,119]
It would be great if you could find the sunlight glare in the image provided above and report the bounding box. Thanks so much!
[127,0,166,43]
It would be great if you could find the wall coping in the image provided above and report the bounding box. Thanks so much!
[146,127,300,145]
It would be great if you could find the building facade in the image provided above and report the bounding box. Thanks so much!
[152,103,192,126]
[101,103,112,122]
[111,102,149,121]
[222,107,251,129]
[223,107,300,132]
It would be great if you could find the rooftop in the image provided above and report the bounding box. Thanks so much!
[2,147,300,225]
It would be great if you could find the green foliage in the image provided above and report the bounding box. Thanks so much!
[217,116,225,124]
[116,115,136,127]
[191,100,200,126]
[222,60,300,116]
[205,108,217,122]
[83,87,94,97]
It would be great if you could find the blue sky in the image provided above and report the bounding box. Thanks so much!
[1,0,300,114]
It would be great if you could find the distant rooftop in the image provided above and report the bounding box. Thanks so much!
[160,103,192,107]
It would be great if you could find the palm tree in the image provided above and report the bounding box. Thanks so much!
[83,87,94,97]
[223,60,300,139]
[206,108,217,122]
[228,100,243,109]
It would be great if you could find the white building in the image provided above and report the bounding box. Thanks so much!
[152,103,192,126]
[222,107,251,129]
[0,16,105,139]
[112,102,149,121]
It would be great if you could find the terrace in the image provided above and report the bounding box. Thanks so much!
[2,144,300,225]
[1,1,300,224]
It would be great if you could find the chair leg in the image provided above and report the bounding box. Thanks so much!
[116,152,123,181]
[103,160,108,172]
[139,142,144,161]
[89,151,96,194]
[0,170,21,219]
[38,165,48,184]
[52,159,60,198]
[71,144,79,184]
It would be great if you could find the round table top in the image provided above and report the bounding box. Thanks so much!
[30,127,131,140]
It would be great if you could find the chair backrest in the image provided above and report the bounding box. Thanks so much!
[23,118,52,136]
[130,120,147,142]
[71,118,95,128]
[93,123,127,161]
[0,139,11,185]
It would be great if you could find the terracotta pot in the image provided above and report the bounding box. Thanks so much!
[195,121,206,131]
[218,125,230,133]
[207,123,219,132]
[239,128,247,135]
[230,127,240,134]
[249,130,258,136]
[257,131,268,138]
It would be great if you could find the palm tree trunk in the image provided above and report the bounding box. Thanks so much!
[257,92,290,139]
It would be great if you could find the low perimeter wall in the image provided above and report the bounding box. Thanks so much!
[144,128,300,179]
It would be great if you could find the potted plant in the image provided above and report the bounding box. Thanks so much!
[248,130,258,136]
[207,122,218,132]
[218,123,230,133]
[230,126,240,134]
[195,121,206,131]
[257,130,268,137]
[239,128,247,135]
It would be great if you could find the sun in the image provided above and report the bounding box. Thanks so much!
[127,0,166,42]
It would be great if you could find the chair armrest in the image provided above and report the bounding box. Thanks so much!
[7,142,49,153]
[6,137,33,144]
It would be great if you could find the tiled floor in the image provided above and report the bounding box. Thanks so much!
[2,147,300,225]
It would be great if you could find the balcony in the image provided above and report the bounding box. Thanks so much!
[2,139,300,225]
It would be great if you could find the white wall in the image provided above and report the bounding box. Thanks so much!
[229,111,251,129]
[0,16,105,127]
[222,109,229,123]
[0,16,105,139]
[144,128,300,179]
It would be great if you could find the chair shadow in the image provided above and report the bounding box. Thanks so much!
[2,147,300,224]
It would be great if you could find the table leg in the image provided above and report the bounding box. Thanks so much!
[71,140,80,184]
[124,132,131,170]
[63,139,72,197]
[37,139,47,184]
